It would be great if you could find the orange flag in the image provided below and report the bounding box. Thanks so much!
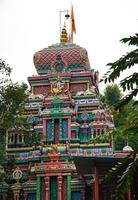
[70,5,76,43]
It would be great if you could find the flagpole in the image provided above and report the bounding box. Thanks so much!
[59,10,70,42]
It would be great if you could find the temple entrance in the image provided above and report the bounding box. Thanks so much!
[50,176,57,200]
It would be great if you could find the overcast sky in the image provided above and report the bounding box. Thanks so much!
[0,0,137,92]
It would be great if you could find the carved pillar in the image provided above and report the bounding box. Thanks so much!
[81,190,85,200]
[52,119,54,140]
[32,86,34,94]
[17,133,20,143]
[58,176,62,200]
[128,190,131,200]
[67,175,71,200]
[59,118,62,140]
[91,127,93,140]
[76,127,79,140]
[67,82,69,90]
[12,182,21,200]
[43,119,46,138]
[45,176,50,200]
[87,82,89,90]
[94,167,99,200]
[36,176,41,200]
[22,134,24,143]
[24,192,28,200]
[68,117,71,139]
[12,168,23,200]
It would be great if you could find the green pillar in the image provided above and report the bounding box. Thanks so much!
[36,176,41,200]
[67,175,71,200]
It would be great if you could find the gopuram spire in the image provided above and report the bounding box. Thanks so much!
[60,24,68,44]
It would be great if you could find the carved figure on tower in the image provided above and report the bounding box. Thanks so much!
[51,77,66,95]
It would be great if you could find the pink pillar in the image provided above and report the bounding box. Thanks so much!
[58,175,62,200]
[45,176,50,200]
[94,167,99,200]
[128,190,131,200]
[43,119,46,138]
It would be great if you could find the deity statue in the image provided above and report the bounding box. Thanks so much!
[51,78,65,95]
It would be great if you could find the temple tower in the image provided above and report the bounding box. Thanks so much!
[7,10,114,200]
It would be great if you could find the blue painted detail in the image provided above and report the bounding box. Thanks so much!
[47,120,52,139]
[35,128,42,134]
[62,119,68,138]
[71,191,82,200]
[79,148,83,153]
[27,115,35,124]
[71,127,79,131]
[81,113,89,121]
[94,148,99,153]
[27,193,36,200]
[78,132,84,141]
[87,132,91,140]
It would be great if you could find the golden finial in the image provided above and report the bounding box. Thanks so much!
[60,24,68,44]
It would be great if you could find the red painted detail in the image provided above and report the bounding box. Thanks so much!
[33,47,90,70]
[28,71,92,81]
[70,83,87,93]
[41,178,46,200]
[49,152,60,162]
[34,85,51,96]
[94,167,99,200]
[62,177,67,200]
[44,176,50,200]
[58,176,62,200]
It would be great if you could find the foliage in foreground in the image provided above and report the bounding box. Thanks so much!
[0,59,28,180]
[106,152,138,200]
[103,34,138,199]
[102,34,138,108]
[114,104,138,151]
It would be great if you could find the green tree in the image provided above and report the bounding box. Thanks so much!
[0,59,28,180]
[101,84,122,108]
[0,59,11,84]
[103,34,138,107]
[113,104,138,151]
[103,34,138,199]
